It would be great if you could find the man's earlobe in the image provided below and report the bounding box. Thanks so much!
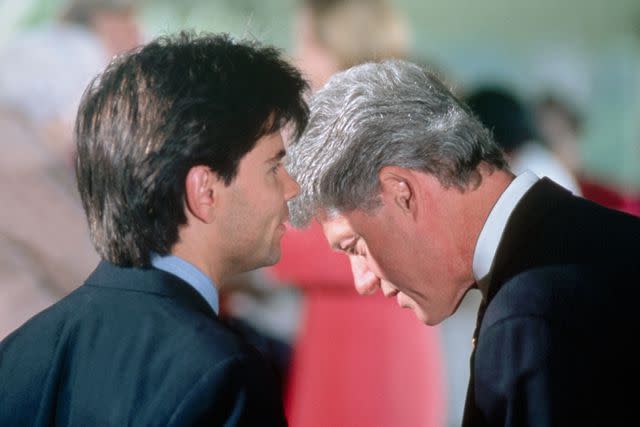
[185,166,218,223]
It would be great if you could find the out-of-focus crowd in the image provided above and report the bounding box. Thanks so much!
[0,0,141,336]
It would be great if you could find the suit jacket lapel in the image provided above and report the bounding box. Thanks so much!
[487,178,571,301]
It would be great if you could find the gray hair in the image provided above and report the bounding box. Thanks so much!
[286,59,507,227]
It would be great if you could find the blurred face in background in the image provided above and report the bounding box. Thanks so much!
[91,9,142,57]
[292,0,408,91]
[293,6,340,91]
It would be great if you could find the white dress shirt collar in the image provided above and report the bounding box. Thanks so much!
[472,170,539,292]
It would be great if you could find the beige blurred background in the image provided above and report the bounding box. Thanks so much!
[2,0,639,186]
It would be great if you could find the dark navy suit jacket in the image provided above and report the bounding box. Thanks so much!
[463,178,640,427]
[0,261,287,426]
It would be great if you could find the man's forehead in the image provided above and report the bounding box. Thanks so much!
[316,210,358,245]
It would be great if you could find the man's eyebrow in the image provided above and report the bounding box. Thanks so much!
[267,149,286,163]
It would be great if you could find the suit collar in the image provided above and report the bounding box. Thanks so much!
[483,178,572,301]
[84,260,218,318]
[151,254,219,315]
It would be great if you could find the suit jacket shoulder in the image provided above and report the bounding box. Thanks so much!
[489,178,640,292]
[467,179,640,427]
[0,261,286,426]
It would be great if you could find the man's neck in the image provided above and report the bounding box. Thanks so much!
[170,239,222,287]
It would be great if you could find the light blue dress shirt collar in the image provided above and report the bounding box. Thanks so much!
[150,253,219,315]
[472,170,539,292]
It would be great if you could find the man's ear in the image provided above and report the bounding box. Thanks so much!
[378,166,417,216]
[184,165,220,223]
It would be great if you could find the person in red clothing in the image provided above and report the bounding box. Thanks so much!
[578,176,640,216]
[264,1,446,426]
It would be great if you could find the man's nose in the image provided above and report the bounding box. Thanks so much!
[282,169,300,201]
[349,256,379,295]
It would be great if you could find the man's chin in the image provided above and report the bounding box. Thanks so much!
[415,308,448,326]
[242,248,280,273]
[402,300,437,325]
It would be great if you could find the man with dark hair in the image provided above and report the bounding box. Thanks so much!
[286,59,640,426]
[0,32,307,425]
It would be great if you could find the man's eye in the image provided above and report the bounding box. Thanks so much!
[270,163,282,174]
[338,244,354,255]
[345,244,363,257]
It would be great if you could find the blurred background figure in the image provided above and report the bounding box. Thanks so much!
[293,0,408,90]
[534,92,640,215]
[262,1,446,426]
[0,0,142,339]
[61,0,141,59]
[465,85,582,194]
[0,28,102,338]
[534,93,584,180]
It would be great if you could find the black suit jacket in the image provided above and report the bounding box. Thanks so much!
[463,178,640,427]
[0,261,287,426]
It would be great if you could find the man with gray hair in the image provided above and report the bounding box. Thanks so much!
[286,59,640,426]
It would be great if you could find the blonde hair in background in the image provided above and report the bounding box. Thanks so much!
[304,0,409,69]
